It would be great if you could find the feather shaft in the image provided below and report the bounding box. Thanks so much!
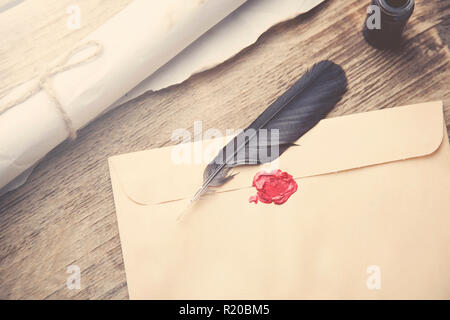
[178,60,347,221]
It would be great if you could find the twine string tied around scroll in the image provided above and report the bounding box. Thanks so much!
[0,41,104,140]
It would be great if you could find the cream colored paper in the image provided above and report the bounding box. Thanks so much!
[0,0,246,193]
[0,0,325,194]
[116,0,324,102]
[109,101,450,299]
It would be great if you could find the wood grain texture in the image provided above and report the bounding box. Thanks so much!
[0,0,449,299]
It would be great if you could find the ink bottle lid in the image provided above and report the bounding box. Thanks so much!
[363,0,415,49]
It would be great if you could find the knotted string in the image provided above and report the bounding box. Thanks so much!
[0,41,103,140]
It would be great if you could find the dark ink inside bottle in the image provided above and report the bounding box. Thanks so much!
[363,0,415,49]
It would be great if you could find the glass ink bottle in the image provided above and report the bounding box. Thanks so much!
[363,0,415,49]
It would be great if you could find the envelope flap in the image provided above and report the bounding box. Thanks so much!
[109,101,444,205]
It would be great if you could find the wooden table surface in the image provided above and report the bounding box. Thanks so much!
[0,0,449,299]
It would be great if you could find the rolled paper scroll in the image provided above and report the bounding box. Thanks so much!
[0,0,246,192]
[0,0,325,194]
[117,0,325,102]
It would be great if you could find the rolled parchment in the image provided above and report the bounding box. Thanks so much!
[118,0,325,101]
[0,0,324,194]
[0,0,246,192]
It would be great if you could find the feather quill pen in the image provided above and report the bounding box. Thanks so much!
[178,60,347,221]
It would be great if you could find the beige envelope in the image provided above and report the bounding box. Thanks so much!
[109,101,450,300]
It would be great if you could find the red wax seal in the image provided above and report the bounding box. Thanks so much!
[249,169,298,205]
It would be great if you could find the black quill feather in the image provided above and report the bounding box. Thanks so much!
[193,60,347,201]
